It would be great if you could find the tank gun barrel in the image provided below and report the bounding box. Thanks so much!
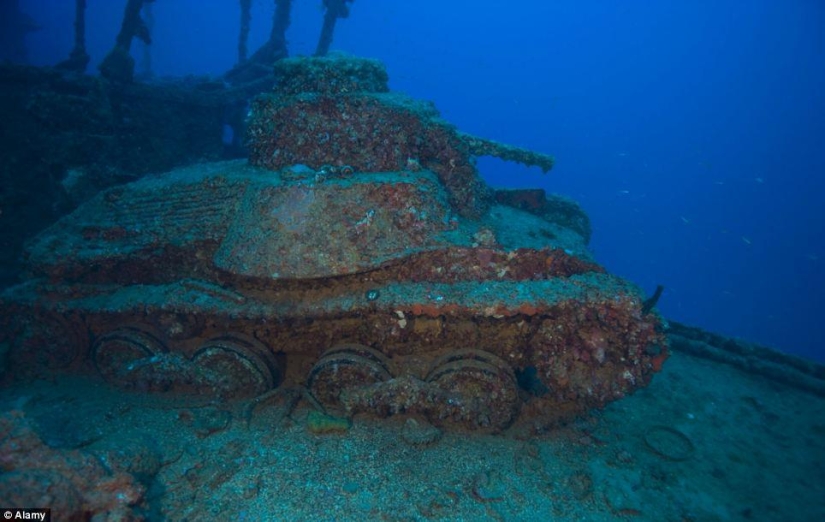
[458,132,555,173]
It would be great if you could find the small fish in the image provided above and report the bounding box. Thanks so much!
[755,177,765,184]
[680,216,690,224]
[618,190,630,195]
[741,236,752,245]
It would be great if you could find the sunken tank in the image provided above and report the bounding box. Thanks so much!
[0,55,668,432]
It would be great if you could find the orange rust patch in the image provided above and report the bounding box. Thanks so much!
[517,303,540,316]
[410,304,448,317]
[650,351,668,372]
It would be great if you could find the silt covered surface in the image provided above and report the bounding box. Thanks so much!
[20,160,588,284]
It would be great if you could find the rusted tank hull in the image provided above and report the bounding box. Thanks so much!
[3,254,665,430]
[0,55,668,432]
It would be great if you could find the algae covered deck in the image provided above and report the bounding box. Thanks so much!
[1,343,823,521]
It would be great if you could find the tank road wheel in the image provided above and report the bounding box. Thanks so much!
[307,344,392,410]
[92,327,167,387]
[191,334,283,399]
[425,349,520,432]
[11,313,87,371]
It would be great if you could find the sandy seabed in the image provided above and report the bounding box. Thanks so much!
[1,349,823,522]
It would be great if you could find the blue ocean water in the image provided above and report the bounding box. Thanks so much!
[20,0,825,363]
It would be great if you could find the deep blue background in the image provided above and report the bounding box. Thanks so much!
[21,1,825,361]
